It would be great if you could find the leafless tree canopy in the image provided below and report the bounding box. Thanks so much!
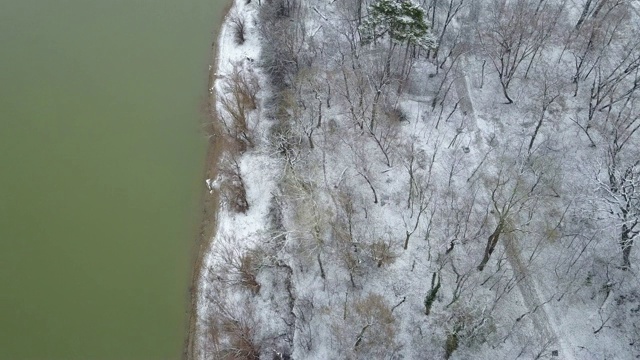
[199,0,640,358]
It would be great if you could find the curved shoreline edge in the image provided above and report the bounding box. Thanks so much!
[184,1,234,359]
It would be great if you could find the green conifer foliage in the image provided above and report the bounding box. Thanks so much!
[360,0,436,49]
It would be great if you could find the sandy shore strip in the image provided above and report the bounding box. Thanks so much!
[183,1,234,359]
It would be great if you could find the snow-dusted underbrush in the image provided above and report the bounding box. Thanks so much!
[197,0,640,359]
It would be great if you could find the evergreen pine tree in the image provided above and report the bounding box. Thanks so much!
[360,0,436,49]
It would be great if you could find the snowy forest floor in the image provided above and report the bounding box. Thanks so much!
[195,0,640,359]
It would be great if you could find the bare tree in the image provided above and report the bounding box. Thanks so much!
[219,62,260,151]
[477,147,561,271]
[564,0,628,96]
[575,0,626,30]
[584,24,640,268]
[599,154,640,270]
[527,63,564,154]
[587,38,640,124]
[431,0,467,63]
[477,0,562,103]
[218,154,250,213]
[332,293,399,358]
[258,0,307,89]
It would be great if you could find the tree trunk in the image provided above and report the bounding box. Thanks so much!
[500,80,514,104]
[575,0,592,29]
[317,253,326,279]
[528,112,545,153]
[478,222,503,271]
[621,223,633,270]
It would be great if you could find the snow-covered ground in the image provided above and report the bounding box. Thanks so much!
[195,0,272,358]
[196,0,640,359]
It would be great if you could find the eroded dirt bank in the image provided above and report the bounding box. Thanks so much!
[183,2,234,359]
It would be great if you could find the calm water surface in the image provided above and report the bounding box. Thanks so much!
[0,1,227,358]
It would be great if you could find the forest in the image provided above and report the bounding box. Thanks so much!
[197,0,640,358]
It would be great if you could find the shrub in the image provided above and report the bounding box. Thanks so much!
[353,294,398,356]
[369,239,397,267]
[218,155,249,213]
[257,0,302,90]
[384,104,408,123]
[218,316,261,360]
[230,12,246,45]
[444,332,458,359]
[238,252,261,294]
[219,62,260,151]
[205,291,262,360]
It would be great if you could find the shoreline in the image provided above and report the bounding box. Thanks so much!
[183,1,234,359]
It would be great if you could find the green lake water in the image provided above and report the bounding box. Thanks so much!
[0,1,228,359]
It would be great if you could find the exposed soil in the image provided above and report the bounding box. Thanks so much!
[183,2,234,359]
